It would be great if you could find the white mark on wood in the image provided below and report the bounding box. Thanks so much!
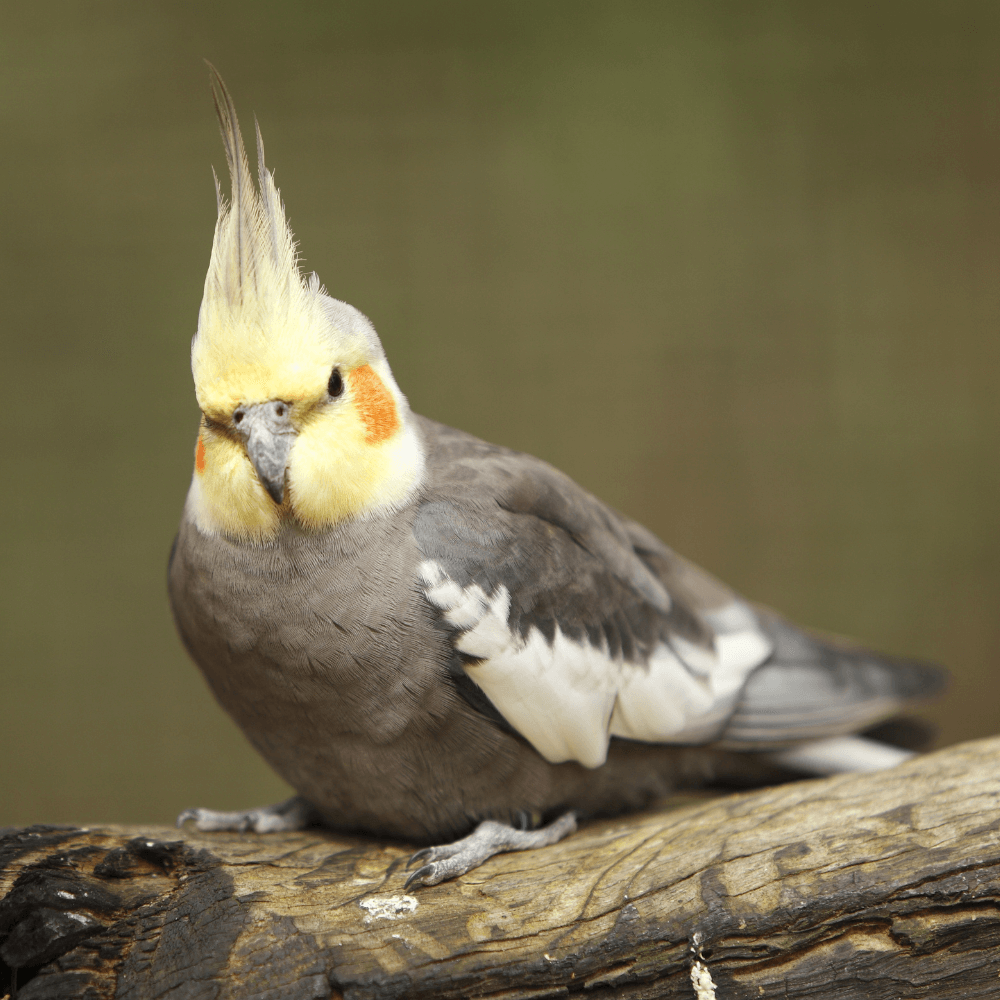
[359,894,418,924]
[689,933,717,999]
[690,960,717,1000]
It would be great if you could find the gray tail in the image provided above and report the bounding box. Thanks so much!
[718,607,947,765]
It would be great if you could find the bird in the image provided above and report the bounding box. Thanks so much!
[170,69,945,888]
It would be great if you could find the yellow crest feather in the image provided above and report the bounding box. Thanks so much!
[193,65,337,415]
[186,68,426,541]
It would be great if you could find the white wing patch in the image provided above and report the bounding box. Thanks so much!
[419,560,773,768]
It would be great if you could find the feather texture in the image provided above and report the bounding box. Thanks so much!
[192,66,351,419]
[205,63,300,320]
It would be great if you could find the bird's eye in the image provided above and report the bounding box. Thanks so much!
[328,368,344,398]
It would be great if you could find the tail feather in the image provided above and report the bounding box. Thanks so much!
[766,734,916,776]
[719,608,947,750]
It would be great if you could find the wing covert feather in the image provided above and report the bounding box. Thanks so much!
[413,422,773,766]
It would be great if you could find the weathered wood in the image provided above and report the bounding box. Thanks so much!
[3,736,1000,999]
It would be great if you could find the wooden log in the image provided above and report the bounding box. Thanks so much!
[3,736,1000,1000]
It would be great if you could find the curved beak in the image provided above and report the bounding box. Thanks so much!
[233,401,297,504]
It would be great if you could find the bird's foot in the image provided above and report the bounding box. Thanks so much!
[176,795,314,833]
[404,811,577,888]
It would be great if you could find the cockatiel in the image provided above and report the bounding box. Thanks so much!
[170,70,945,888]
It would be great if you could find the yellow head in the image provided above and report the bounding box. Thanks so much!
[187,70,424,543]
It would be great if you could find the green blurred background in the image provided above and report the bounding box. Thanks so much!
[2,2,998,826]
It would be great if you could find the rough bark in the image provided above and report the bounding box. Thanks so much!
[2,736,1000,1000]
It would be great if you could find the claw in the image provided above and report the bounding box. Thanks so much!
[406,847,433,870]
[404,864,438,890]
[176,809,196,829]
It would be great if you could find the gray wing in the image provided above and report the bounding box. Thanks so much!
[413,420,773,767]
[413,418,945,768]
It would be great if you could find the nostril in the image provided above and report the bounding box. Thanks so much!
[275,404,286,417]
[233,410,244,425]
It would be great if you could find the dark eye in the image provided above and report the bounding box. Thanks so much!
[328,368,344,398]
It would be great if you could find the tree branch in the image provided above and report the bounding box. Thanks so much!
[3,736,1000,999]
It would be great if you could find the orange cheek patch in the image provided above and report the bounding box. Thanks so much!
[195,436,206,474]
[352,364,400,444]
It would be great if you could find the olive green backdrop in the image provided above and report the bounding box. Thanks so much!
[3,2,998,826]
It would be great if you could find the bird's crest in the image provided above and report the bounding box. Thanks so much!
[193,65,336,412]
[187,68,425,539]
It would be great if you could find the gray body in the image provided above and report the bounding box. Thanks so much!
[169,415,942,843]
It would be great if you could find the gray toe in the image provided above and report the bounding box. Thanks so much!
[403,812,577,889]
[175,797,313,834]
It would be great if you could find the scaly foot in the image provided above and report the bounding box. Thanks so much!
[404,811,577,888]
[176,795,314,833]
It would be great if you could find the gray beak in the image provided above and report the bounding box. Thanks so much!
[233,401,297,504]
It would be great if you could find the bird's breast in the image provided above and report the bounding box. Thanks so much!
[168,513,449,737]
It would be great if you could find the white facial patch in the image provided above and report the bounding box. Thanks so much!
[418,560,773,768]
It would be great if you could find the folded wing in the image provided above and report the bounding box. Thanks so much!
[414,430,771,767]
[414,421,945,770]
